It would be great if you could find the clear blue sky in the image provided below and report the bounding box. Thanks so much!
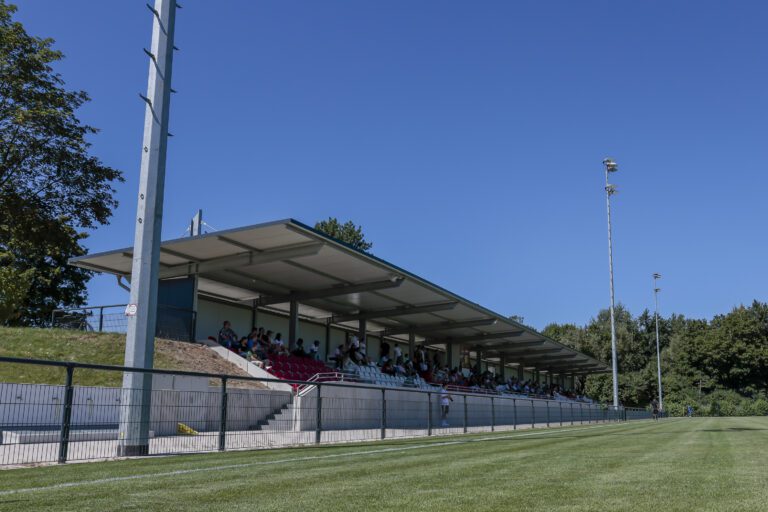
[13,1,768,330]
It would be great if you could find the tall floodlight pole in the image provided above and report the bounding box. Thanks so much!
[118,0,178,457]
[603,158,620,408]
[653,273,664,412]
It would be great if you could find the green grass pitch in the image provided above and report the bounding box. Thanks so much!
[0,417,766,511]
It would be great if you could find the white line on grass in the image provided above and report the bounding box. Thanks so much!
[0,421,646,496]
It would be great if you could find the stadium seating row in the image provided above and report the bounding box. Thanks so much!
[356,365,434,390]
[266,354,329,382]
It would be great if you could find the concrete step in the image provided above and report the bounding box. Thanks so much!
[1,429,156,445]
[256,403,299,431]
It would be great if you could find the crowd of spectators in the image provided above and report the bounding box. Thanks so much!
[333,339,590,401]
[216,320,321,367]
[216,321,592,402]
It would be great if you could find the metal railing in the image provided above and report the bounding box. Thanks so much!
[0,356,651,466]
[51,304,196,342]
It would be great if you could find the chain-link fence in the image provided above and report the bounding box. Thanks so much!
[0,356,650,466]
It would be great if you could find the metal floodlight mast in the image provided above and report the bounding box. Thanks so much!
[653,273,664,411]
[118,0,178,457]
[603,158,620,408]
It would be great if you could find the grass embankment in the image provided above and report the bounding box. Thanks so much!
[0,417,766,511]
[0,327,252,387]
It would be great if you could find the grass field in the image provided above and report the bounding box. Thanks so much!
[0,417,765,511]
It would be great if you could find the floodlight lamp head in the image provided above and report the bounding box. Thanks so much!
[605,184,617,195]
[653,273,662,279]
[603,158,619,172]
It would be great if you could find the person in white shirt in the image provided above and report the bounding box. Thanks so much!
[393,344,403,364]
[309,340,320,360]
[440,383,453,427]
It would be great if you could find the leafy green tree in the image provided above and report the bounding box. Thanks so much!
[0,262,33,323]
[314,217,373,252]
[545,300,768,412]
[0,2,123,324]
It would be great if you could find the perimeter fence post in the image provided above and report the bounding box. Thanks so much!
[463,395,468,433]
[427,392,432,436]
[531,399,535,429]
[580,403,584,424]
[315,384,322,444]
[380,388,386,440]
[57,364,75,464]
[559,402,563,427]
[512,398,517,430]
[218,377,228,451]
[98,306,105,332]
[546,401,550,428]
[490,397,495,432]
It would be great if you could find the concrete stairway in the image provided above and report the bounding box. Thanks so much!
[252,400,298,431]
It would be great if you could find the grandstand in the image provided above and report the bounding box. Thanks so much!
[69,218,609,391]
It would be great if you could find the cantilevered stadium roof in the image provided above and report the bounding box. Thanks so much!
[70,219,608,375]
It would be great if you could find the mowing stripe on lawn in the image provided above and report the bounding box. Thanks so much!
[0,420,650,496]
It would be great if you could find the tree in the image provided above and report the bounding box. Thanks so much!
[314,217,373,252]
[0,2,123,324]
[0,263,33,323]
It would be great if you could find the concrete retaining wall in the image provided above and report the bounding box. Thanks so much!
[292,383,614,431]
[0,378,292,438]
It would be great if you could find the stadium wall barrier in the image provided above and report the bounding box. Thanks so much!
[0,356,650,466]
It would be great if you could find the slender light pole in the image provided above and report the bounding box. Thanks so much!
[603,158,620,408]
[118,0,178,457]
[653,273,664,412]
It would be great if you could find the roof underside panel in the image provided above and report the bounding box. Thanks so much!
[69,219,608,373]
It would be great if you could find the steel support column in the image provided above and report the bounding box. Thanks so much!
[288,300,298,351]
[359,319,367,344]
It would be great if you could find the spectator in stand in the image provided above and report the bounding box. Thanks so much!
[273,333,286,353]
[309,340,320,360]
[359,337,367,357]
[380,340,391,361]
[292,338,307,357]
[393,344,403,365]
[254,331,269,360]
[382,360,396,376]
[218,321,238,349]
[236,337,250,357]
[262,330,274,349]
[330,345,345,369]
[246,328,258,347]
[415,345,426,365]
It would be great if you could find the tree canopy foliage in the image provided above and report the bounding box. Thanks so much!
[314,217,373,252]
[543,301,768,415]
[0,2,123,324]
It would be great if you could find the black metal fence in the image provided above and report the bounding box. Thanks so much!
[51,304,196,341]
[0,356,650,466]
